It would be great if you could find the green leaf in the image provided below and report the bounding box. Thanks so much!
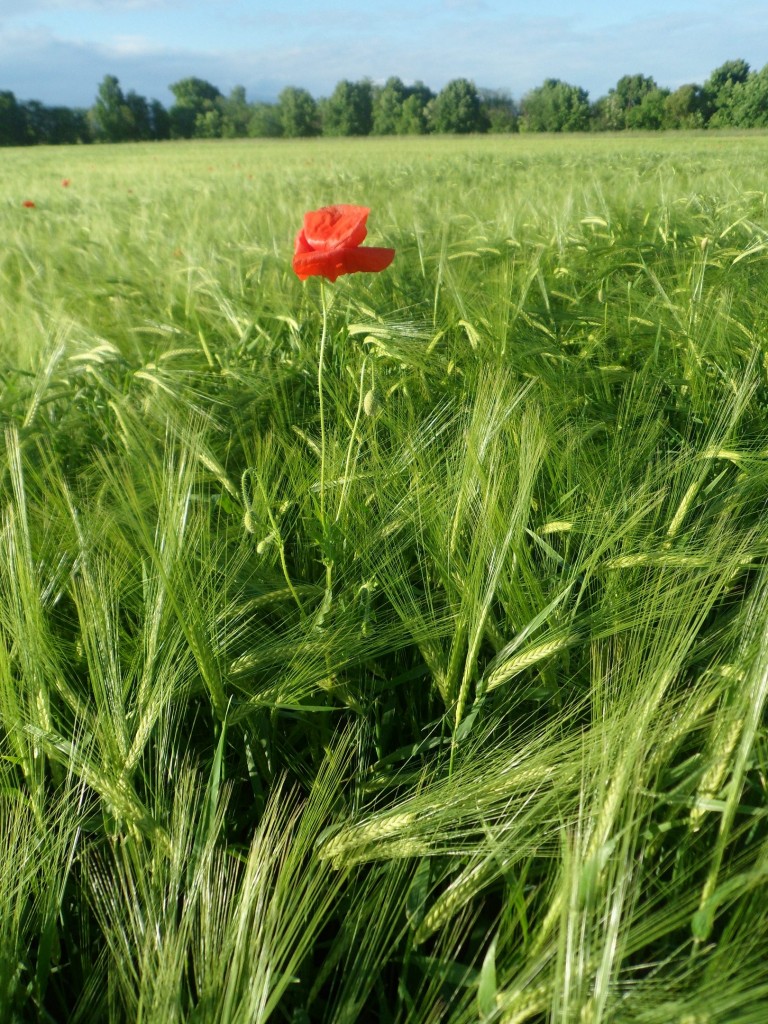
[406,858,432,930]
[477,934,498,1020]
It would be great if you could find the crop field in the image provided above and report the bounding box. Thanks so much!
[3,132,768,1022]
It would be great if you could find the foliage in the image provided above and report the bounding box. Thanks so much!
[733,67,768,127]
[520,78,590,131]
[625,86,670,129]
[169,76,223,108]
[87,75,167,143]
[21,99,90,144]
[705,59,751,102]
[0,90,26,146]
[664,84,709,129]
[5,58,768,146]
[592,74,659,130]
[321,79,374,136]
[480,88,519,133]
[372,76,409,135]
[398,81,434,134]
[708,66,768,129]
[219,86,252,138]
[169,76,223,139]
[430,78,487,133]
[89,75,136,142]
[149,98,171,141]
[249,102,284,138]
[614,72,659,110]
[277,86,318,138]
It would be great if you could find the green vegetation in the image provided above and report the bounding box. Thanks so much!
[3,131,768,1021]
[3,56,768,144]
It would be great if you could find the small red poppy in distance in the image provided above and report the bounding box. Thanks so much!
[62,179,70,187]
[293,204,395,282]
[22,200,35,208]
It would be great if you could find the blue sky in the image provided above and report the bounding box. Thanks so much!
[0,0,766,108]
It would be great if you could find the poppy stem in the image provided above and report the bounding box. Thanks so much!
[317,280,335,609]
[318,279,328,530]
[336,356,368,524]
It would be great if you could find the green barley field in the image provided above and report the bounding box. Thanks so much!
[3,132,768,1022]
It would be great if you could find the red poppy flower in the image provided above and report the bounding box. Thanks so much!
[22,200,36,208]
[62,179,70,187]
[293,204,395,282]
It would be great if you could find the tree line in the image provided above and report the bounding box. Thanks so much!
[1,59,766,145]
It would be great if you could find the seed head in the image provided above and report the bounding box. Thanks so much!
[363,388,382,417]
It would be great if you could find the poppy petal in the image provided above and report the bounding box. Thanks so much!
[303,205,369,251]
[292,249,344,281]
[293,245,395,282]
[337,246,396,276]
[294,228,312,256]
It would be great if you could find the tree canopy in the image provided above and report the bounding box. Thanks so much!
[1,58,767,147]
[430,79,486,134]
[521,79,590,132]
[321,79,373,136]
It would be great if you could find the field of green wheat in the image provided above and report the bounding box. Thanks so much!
[3,132,768,1022]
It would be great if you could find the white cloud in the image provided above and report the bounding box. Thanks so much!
[107,34,166,56]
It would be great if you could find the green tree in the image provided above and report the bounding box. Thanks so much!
[248,103,283,137]
[372,77,407,135]
[615,74,657,108]
[149,99,171,140]
[701,60,750,125]
[0,91,26,146]
[20,100,49,144]
[398,82,434,134]
[277,87,318,137]
[590,93,622,131]
[704,59,750,101]
[664,84,708,129]
[22,101,90,144]
[722,65,768,128]
[626,87,670,129]
[169,77,222,138]
[220,86,252,138]
[604,74,658,129]
[520,79,590,132]
[430,78,486,133]
[51,106,90,144]
[704,60,756,127]
[194,109,223,138]
[89,74,136,142]
[479,88,518,133]
[124,90,151,140]
[322,79,373,136]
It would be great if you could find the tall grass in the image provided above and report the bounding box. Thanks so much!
[2,132,768,1021]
